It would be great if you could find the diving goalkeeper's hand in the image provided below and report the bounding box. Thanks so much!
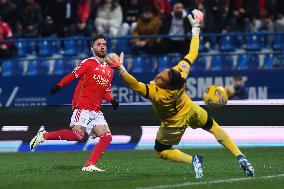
[188,9,204,36]
[106,52,127,75]
[50,85,61,94]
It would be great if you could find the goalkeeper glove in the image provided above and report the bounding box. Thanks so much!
[111,98,119,110]
[188,9,204,36]
[50,85,61,94]
[106,52,124,69]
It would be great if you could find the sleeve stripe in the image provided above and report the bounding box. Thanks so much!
[181,58,192,66]
[144,84,149,99]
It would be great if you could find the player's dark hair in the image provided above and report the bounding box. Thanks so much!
[91,34,107,44]
[168,69,186,90]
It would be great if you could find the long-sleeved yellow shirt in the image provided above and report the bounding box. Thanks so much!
[118,36,199,128]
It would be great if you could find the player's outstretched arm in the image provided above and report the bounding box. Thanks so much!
[106,53,148,97]
[173,9,203,79]
[50,73,76,94]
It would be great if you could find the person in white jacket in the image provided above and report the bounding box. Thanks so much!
[95,0,122,36]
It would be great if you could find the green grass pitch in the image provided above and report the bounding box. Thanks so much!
[0,147,284,189]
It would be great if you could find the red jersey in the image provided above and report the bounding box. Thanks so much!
[58,57,114,111]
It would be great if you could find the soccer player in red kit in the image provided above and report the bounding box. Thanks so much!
[29,34,119,172]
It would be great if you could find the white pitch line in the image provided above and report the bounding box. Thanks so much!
[137,173,284,189]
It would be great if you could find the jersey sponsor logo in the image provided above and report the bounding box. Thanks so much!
[93,73,110,87]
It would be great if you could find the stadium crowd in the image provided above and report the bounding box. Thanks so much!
[0,0,284,60]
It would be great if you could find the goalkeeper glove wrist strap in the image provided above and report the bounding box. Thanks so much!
[117,65,127,76]
[192,27,200,36]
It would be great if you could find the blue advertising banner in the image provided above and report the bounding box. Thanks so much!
[0,69,284,107]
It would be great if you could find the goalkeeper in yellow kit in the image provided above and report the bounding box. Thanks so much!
[106,9,255,178]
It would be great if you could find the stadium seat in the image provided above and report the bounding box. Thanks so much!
[38,59,52,75]
[38,39,53,57]
[263,54,284,69]
[1,60,19,76]
[236,54,259,70]
[131,56,143,73]
[191,56,206,71]
[52,39,62,55]
[64,58,78,73]
[63,37,78,56]
[272,33,284,50]
[53,59,65,75]
[168,53,182,65]
[211,55,234,71]
[245,34,261,51]
[75,37,88,55]
[15,40,27,57]
[208,33,218,49]
[26,59,39,75]
[199,36,207,52]
[259,33,270,49]
[233,32,244,48]
[131,55,156,73]
[15,39,36,57]
[220,35,235,52]
[158,56,171,72]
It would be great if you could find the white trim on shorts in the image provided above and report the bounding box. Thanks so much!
[70,109,108,136]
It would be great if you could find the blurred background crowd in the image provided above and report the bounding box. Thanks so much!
[0,0,284,72]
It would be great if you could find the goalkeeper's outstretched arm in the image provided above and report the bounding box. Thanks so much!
[116,67,148,97]
[172,9,203,79]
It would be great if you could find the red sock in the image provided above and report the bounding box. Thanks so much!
[43,129,84,141]
[84,132,112,167]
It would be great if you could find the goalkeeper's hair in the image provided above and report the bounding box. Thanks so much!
[168,69,186,90]
[91,34,107,44]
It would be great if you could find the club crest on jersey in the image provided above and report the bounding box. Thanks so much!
[180,62,189,72]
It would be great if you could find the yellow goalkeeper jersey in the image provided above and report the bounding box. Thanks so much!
[119,36,199,128]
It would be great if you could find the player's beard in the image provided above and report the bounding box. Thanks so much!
[94,50,106,58]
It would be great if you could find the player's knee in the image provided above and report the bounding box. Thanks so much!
[154,140,172,158]
[202,115,214,131]
[99,132,112,144]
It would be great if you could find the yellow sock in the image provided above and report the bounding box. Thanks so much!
[156,149,192,164]
[209,120,243,157]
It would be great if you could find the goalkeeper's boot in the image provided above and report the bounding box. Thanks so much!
[237,155,255,176]
[29,129,46,151]
[192,155,204,178]
[82,165,105,172]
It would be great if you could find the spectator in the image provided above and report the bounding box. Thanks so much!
[0,0,17,32]
[15,0,42,38]
[247,0,275,32]
[0,15,13,60]
[38,0,57,37]
[225,75,249,100]
[131,7,161,54]
[118,0,143,36]
[68,0,94,37]
[145,0,171,18]
[158,2,191,54]
[95,0,123,36]
[205,0,226,33]
[225,0,250,32]
[41,0,78,37]
[169,0,196,11]
[274,13,284,31]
